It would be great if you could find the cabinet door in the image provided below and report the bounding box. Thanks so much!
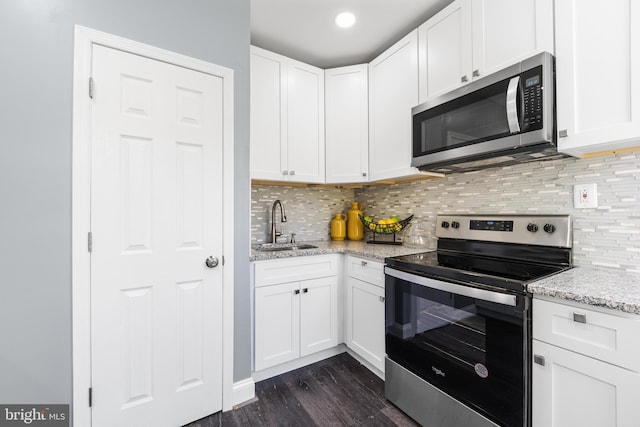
[346,277,385,372]
[369,30,420,181]
[418,0,472,103]
[254,282,300,371]
[299,276,338,357]
[472,0,554,78]
[555,1,640,157]
[533,340,640,427]
[287,59,325,183]
[250,46,287,181]
[325,65,369,183]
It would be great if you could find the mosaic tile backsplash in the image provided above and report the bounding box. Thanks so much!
[251,152,640,272]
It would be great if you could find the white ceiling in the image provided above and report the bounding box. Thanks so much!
[250,0,454,69]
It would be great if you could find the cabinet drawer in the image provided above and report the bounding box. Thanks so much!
[345,256,384,287]
[254,254,339,287]
[533,298,640,372]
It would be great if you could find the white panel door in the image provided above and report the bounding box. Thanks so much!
[90,45,223,427]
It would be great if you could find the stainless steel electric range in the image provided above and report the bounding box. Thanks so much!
[384,214,572,427]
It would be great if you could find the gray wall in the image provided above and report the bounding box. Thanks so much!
[0,0,251,406]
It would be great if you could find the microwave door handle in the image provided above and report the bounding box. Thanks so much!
[506,76,521,134]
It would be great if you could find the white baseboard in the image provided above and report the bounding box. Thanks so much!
[230,377,255,409]
[252,344,347,383]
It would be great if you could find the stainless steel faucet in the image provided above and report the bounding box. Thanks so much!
[271,200,287,243]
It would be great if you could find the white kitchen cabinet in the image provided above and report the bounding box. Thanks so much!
[368,30,421,181]
[555,1,640,157]
[250,46,325,183]
[325,64,369,184]
[254,255,339,371]
[418,0,553,103]
[345,256,385,373]
[532,297,640,427]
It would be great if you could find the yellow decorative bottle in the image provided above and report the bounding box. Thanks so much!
[347,202,364,241]
[330,214,347,241]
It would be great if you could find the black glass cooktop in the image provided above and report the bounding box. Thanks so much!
[385,250,570,293]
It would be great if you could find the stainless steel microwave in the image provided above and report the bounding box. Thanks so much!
[411,52,564,173]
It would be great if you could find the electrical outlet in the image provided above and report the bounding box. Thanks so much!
[573,183,598,208]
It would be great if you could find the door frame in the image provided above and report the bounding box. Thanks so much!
[71,25,235,426]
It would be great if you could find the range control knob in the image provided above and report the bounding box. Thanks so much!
[543,223,556,234]
[441,221,450,229]
[527,223,539,233]
[451,221,460,229]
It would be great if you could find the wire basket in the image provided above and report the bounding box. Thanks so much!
[359,214,413,244]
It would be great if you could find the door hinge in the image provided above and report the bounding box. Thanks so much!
[88,387,93,407]
[89,77,94,99]
[88,232,93,253]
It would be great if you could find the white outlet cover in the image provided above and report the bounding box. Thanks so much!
[573,183,598,208]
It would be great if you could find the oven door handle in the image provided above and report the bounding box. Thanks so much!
[385,266,517,307]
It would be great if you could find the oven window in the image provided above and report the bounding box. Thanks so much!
[386,273,527,427]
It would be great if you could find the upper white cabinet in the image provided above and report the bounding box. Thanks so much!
[250,46,325,183]
[368,30,421,181]
[419,0,554,103]
[555,1,640,157]
[325,65,369,184]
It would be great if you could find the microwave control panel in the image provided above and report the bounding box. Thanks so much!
[522,65,543,131]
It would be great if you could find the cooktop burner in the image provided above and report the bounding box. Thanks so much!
[386,214,573,293]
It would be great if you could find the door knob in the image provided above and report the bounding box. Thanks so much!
[205,256,219,268]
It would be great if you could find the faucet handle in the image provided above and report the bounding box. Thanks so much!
[290,233,296,244]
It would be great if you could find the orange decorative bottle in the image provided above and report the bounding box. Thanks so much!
[347,202,364,241]
[330,214,347,241]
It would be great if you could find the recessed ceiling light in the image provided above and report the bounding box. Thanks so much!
[335,12,356,28]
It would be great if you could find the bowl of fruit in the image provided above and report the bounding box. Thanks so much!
[359,214,413,244]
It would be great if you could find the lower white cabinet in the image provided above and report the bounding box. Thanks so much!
[345,256,385,373]
[532,297,640,427]
[254,255,339,371]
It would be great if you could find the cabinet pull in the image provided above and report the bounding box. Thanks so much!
[559,129,568,138]
[303,288,308,293]
[294,289,300,295]
[472,69,480,77]
[573,312,587,323]
[289,170,295,176]
[362,172,367,177]
[379,296,385,302]
[361,260,368,267]
[461,75,468,83]
[282,170,289,176]
[533,354,545,366]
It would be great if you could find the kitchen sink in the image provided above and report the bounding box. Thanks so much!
[253,243,318,252]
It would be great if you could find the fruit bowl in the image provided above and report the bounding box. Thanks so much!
[359,214,414,235]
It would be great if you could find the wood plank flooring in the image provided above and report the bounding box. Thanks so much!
[185,352,418,426]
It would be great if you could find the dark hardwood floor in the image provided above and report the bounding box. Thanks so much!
[185,352,418,426]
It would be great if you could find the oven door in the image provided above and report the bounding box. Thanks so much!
[385,266,530,427]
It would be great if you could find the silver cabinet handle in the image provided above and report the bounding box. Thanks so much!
[573,312,587,323]
[205,256,219,268]
[303,288,308,293]
[461,75,468,83]
[294,289,300,295]
[534,354,545,366]
[282,170,289,175]
[559,129,568,138]
[289,170,295,176]
[506,76,521,134]
[361,260,368,267]
[362,172,367,177]
[379,296,385,302]
[472,69,480,77]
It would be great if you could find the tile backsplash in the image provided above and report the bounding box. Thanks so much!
[251,152,640,272]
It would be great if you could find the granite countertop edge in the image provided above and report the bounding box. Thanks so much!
[251,240,640,316]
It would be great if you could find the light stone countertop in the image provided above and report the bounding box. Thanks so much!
[250,239,431,262]
[251,241,640,315]
[528,267,640,315]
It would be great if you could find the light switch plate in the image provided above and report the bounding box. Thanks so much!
[573,183,598,208]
